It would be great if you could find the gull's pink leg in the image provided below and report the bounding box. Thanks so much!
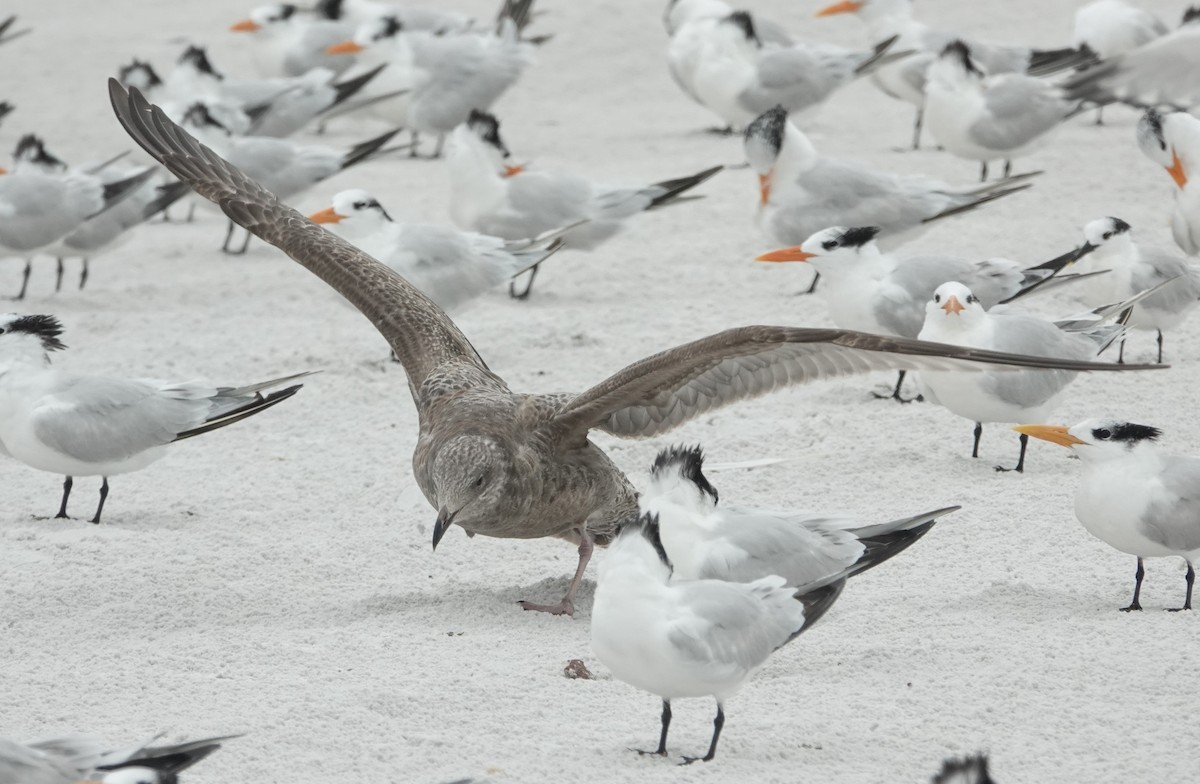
[519,530,594,617]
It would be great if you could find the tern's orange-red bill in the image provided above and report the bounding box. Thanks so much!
[308,207,343,224]
[1011,425,1086,447]
[755,247,814,262]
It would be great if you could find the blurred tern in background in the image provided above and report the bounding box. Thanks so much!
[0,733,233,784]
[1074,217,1200,362]
[1071,0,1167,124]
[1015,419,1198,612]
[591,512,846,764]
[1137,108,1200,255]
[642,444,957,587]
[0,313,312,523]
[231,3,359,77]
[924,42,1079,181]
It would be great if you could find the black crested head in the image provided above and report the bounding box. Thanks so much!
[725,11,760,46]
[2,315,67,352]
[374,15,403,41]
[179,45,224,80]
[13,134,65,172]
[836,226,881,248]
[314,0,344,19]
[1092,422,1162,444]
[745,105,787,153]
[1139,108,1167,151]
[467,110,511,157]
[651,444,719,504]
[182,103,228,133]
[118,59,163,89]
[1183,6,1200,24]
[1105,217,1132,235]
[941,40,983,77]
[277,2,297,20]
[638,512,673,571]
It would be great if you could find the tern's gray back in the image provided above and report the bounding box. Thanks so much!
[972,76,1070,150]
[1140,455,1200,552]
[980,317,1092,406]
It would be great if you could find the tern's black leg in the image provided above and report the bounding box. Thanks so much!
[88,477,109,525]
[79,258,89,290]
[911,106,924,151]
[16,258,32,300]
[995,433,1028,473]
[1157,330,1164,364]
[1168,561,1194,612]
[979,161,988,182]
[186,202,196,222]
[1121,557,1145,612]
[971,422,983,459]
[54,476,73,519]
[509,263,540,300]
[873,370,915,402]
[431,133,446,159]
[409,130,421,158]
[1002,160,1012,178]
[1093,106,1105,126]
[635,700,671,757]
[55,258,64,293]
[680,704,725,765]
[1117,338,1126,365]
[801,271,821,294]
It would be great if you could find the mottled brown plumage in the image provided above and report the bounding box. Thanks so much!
[108,80,1164,615]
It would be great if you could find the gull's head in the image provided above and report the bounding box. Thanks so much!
[102,767,163,784]
[1080,216,1133,259]
[181,102,232,136]
[118,59,163,92]
[309,189,393,234]
[927,281,983,326]
[177,45,224,81]
[231,3,297,33]
[756,226,881,270]
[1014,419,1162,464]
[648,444,719,507]
[721,11,762,48]
[330,15,402,54]
[0,313,67,361]
[1137,109,1189,189]
[608,512,673,578]
[12,135,67,173]
[431,435,508,550]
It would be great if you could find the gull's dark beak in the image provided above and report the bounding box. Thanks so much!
[1071,242,1097,263]
[432,506,456,550]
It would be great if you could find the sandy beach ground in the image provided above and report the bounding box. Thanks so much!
[2,1,1198,781]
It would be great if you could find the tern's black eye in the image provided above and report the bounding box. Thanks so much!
[821,240,837,251]
[934,294,942,303]
[353,201,367,209]
[1094,428,1112,440]
[966,294,978,304]
[1102,232,1112,240]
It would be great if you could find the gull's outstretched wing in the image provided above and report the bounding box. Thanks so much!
[549,326,1164,439]
[107,80,495,399]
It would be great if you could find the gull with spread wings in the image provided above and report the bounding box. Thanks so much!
[107,80,1163,616]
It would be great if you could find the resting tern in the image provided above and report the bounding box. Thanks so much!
[816,0,1093,150]
[924,42,1078,181]
[180,102,400,252]
[643,444,957,588]
[744,106,1036,260]
[110,80,1165,616]
[308,188,562,307]
[231,3,358,78]
[448,110,722,251]
[756,225,1090,400]
[0,733,233,784]
[1072,0,1167,123]
[0,313,311,523]
[1075,217,1200,362]
[917,281,1145,472]
[1136,108,1200,256]
[591,512,846,763]
[1016,419,1198,611]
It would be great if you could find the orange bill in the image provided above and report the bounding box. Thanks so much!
[816,1,863,16]
[1012,425,1086,447]
[230,19,260,32]
[1168,149,1188,188]
[503,164,525,177]
[327,40,364,55]
[758,173,770,204]
[941,295,964,315]
[0,166,7,175]
[308,207,343,224]
[756,247,813,262]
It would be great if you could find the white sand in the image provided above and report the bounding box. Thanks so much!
[3,1,1199,781]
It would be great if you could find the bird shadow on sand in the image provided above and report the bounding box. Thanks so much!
[348,577,599,623]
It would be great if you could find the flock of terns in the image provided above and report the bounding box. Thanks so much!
[3,0,1200,780]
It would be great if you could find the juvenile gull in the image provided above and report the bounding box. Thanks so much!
[109,80,1164,616]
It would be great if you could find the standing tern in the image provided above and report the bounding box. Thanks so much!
[755,225,1090,400]
[0,733,233,784]
[590,512,846,763]
[1071,0,1167,123]
[1074,217,1200,362]
[917,281,1144,472]
[643,444,957,588]
[0,313,311,523]
[110,80,1164,615]
[1136,108,1200,255]
[1015,419,1198,611]
[816,0,1093,150]
[924,42,1078,181]
[231,3,358,78]
[448,110,722,252]
[308,188,562,307]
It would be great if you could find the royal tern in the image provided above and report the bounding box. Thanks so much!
[744,106,1036,260]
[1074,217,1200,362]
[110,80,1164,615]
[1016,419,1199,611]
[180,102,400,252]
[590,512,846,763]
[918,281,1147,472]
[816,0,1093,149]
[755,225,1090,399]
[642,444,957,587]
[1136,108,1200,255]
[0,733,233,784]
[924,42,1078,181]
[231,3,358,78]
[0,313,311,523]
[308,188,562,307]
[1071,0,1167,123]
[448,110,722,251]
